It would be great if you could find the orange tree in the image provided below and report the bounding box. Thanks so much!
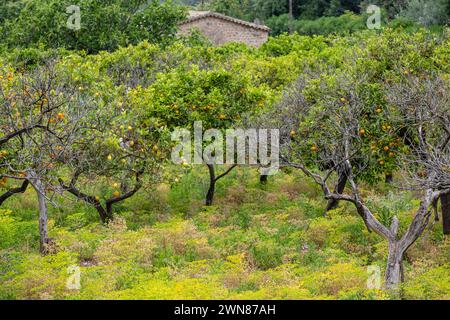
[352,28,450,228]
[58,87,172,223]
[286,28,449,212]
[0,61,102,253]
[260,56,449,290]
[91,41,277,206]
[0,56,173,255]
[0,60,173,256]
[129,65,273,205]
[51,55,172,223]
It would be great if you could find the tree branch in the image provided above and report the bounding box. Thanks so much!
[105,169,144,216]
[0,180,29,206]
[215,164,237,182]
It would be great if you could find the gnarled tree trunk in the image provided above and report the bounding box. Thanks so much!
[385,241,404,290]
[385,173,393,184]
[291,159,447,292]
[260,174,268,184]
[441,193,450,235]
[206,164,216,206]
[325,171,347,212]
[32,178,50,254]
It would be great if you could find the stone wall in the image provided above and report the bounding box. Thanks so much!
[178,16,269,47]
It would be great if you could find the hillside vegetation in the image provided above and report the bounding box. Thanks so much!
[0,2,449,300]
[1,168,449,299]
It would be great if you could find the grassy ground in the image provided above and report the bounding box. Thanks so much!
[0,168,449,300]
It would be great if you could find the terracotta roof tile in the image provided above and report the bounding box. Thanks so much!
[180,10,270,32]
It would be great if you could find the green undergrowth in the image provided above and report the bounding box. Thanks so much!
[0,168,448,300]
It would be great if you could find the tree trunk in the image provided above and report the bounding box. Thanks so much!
[95,204,110,224]
[260,174,268,184]
[385,241,404,291]
[441,193,450,235]
[34,180,50,254]
[206,164,215,206]
[288,0,294,34]
[325,171,347,212]
[385,173,393,184]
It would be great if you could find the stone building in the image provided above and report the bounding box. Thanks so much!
[178,11,270,47]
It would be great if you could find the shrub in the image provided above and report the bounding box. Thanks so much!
[109,278,228,300]
[53,225,107,262]
[94,230,156,268]
[65,213,89,230]
[295,13,366,36]
[150,219,216,267]
[302,262,367,297]
[249,239,284,270]
[0,210,39,251]
[3,252,77,299]
[403,265,450,300]
[267,13,366,37]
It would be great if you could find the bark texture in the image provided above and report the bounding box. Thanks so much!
[385,173,394,184]
[33,178,50,254]
[325,171,347,212]
[206,164,216,206]
[441,193,450,235]
[385,241,404,290]
[260,174,268,184]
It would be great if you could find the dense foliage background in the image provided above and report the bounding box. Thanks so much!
[177,0,449,34]
[0,0,186,53]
